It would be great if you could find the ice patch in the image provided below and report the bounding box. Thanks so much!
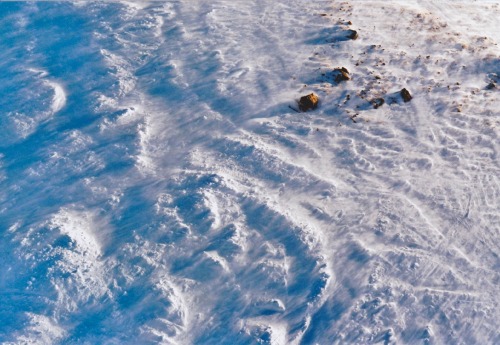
[0,67,65,146]
[49,208,104,257]
[122,1,150,10]
[203,250,229,272]
[45,80,66,114]
[26,68,66,114]
[26,67,48,78]
[100,48,137,97]
[14,313,66,345]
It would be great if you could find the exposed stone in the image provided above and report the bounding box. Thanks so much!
[333,67,350,83]
[486,82,496,90]
[371,98,385,109]
[400,88,412,102]
[298,93,319,112]
[346,29,358,40]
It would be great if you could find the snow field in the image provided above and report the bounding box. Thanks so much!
[0,1,498,344]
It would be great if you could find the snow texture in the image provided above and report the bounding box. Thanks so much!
[0,1,499,344]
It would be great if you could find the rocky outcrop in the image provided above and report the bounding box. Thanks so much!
[400,88,412,102]
[333,67,350,83]
[486,82,496,90]
[298,93,319,111]
[371,98,385,109]
[346,29,358,40]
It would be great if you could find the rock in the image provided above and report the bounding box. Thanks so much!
[333,67,350,83]
[371,98,385,109]
[346,29,358,40]
[298,93,319,112]
[400,88,412,102]
[486,82,496,90]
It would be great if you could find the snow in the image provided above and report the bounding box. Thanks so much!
[0,1,499,344]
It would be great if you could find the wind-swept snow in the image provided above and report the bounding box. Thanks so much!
[0,1,499,344]
[45,79,66,114]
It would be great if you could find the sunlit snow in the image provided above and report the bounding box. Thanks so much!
[0,1,499,344]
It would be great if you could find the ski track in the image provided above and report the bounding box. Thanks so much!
[0,1,499,344]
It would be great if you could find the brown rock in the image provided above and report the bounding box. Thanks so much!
[298,93,319,112]
[346,29,358,40]
[401,88,412,102]
[371,98,385,109]
[333,67,350,83]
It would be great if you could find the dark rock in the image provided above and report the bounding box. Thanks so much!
[486,82,496,90]
[400,88,412,102]
[298,93,319,112]
[346,29,358,40]
[332,67,350,83]
[371,98,385,109]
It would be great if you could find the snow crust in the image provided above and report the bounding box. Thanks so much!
[0,1,499,344]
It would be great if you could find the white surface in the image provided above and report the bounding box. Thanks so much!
[0,1,499,344]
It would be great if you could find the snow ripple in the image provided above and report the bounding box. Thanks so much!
[0,0,499,344]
